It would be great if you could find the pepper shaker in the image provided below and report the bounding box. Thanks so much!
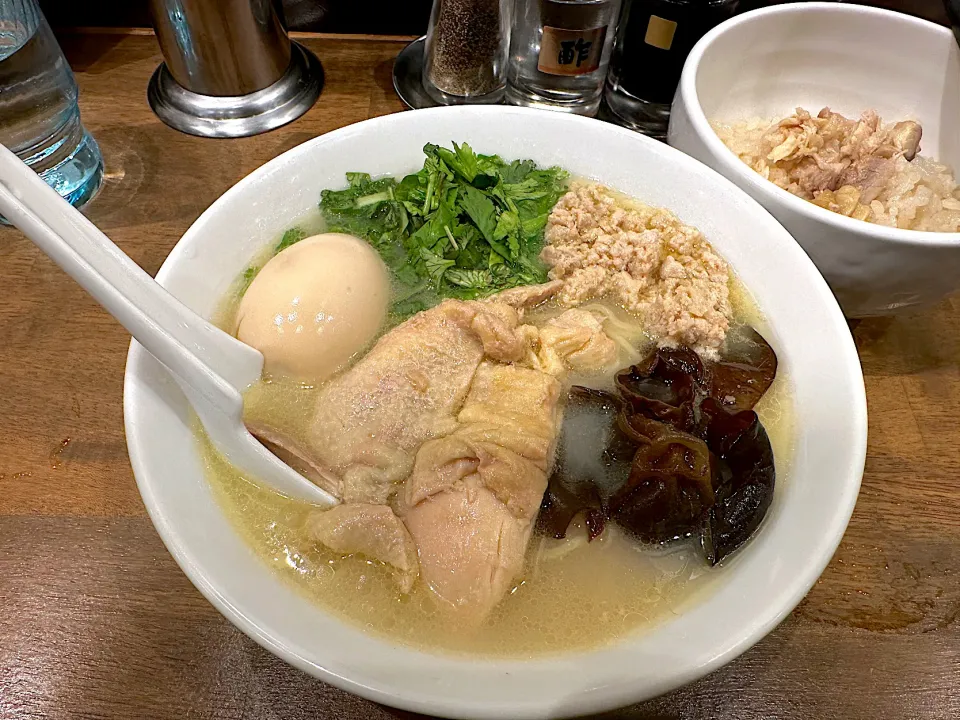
[605,0,739,138]
[507,0,622,116]
[422,0,513,104]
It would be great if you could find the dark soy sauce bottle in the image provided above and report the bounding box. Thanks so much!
[604,0,739,139]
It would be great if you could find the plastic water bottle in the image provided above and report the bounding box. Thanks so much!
[0,0,103,211]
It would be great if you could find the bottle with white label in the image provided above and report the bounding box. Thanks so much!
[506,0,622,116]
[605,0,739,138]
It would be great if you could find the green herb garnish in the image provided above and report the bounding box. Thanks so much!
[276,226,307,252]
[319,142,568,321]
[237,225,308,293]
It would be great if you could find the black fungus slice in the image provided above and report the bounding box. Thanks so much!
[699,398,776,564]
[537,387,632,540]
[538,327,779,565]
[616,348,705,433]
[709,326,778,412]
[607,425,714,544]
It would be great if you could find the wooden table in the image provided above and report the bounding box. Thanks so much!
[1,31,958,720]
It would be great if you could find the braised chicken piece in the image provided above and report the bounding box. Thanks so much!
[536,309,617,376]
[253,297,615,622]
[247,299,535,505]
[401,362,562,623]
[306,503,419,593]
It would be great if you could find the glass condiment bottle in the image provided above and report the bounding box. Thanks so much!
[422,0,513,104]
[506,0,622,116]
[605,0,739,138]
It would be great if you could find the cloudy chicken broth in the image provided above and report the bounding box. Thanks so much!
[199,144,794,657]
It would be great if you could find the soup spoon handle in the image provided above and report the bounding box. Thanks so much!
[0,144,337,506]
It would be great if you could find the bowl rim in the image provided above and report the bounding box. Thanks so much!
[678,1,960,248]
[123,105,869,719]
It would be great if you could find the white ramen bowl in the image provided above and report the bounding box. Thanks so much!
[669,2,960,317]
[124,106,866,719]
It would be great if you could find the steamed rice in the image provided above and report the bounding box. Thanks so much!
[713,113,960,233]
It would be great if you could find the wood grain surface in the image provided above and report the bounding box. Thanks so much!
[1,31,958,720]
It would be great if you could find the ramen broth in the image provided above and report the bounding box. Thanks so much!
[198,262,794,657]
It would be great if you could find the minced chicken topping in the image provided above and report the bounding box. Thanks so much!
[541,183,731,357]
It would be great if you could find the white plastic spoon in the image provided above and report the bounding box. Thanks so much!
[0,144,338,507]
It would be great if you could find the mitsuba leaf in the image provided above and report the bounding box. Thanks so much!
[276,226,307,252]
[410,200,456,247]
[493,210,520,257]
[499,159,534,184]
[346,172,371,187]
[420,247,455,287]
[446,268,491,289]
[459,184,499,243]
[435,142,479,183]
